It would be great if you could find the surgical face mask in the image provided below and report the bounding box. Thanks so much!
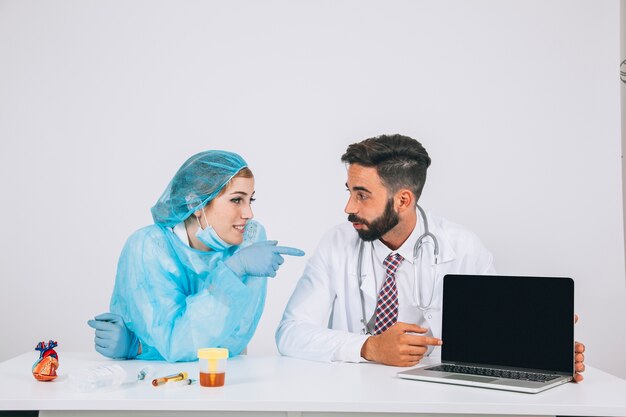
[195,211,234,252]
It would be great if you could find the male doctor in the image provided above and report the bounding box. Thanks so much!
[275,134,585,381]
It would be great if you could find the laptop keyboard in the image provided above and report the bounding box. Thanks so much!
[429,364,560,382]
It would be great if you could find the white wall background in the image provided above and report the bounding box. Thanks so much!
[622,1,626,272]
[1,0,625,378]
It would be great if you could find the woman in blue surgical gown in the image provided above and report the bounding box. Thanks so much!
[88,151,303,362]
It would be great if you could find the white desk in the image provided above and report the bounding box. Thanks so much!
[1,352,626,417]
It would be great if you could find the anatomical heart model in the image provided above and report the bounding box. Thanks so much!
[32,340,59,381]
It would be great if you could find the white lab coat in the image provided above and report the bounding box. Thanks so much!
[275,210,495,363]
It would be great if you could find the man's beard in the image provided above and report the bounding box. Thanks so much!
[347,198,399,241]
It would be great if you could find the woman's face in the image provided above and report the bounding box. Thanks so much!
[200,176,255,246]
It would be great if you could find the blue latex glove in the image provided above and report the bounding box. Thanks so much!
[87,312,140,359]
[225,240,305,277]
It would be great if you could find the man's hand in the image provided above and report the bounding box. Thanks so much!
[574,314,585,382]
[573,313,585,382]
[574,341,585,382]
[360,322,442,367]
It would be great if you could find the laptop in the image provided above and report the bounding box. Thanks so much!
[398,274,574,393]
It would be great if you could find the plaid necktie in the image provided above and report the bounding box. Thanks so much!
[373,253,404,335]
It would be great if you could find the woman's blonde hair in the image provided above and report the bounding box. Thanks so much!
[214,167,254,198]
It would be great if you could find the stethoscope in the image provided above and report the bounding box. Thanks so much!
[357,205,440,335]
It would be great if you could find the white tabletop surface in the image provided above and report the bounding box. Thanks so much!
[1,352,626,416]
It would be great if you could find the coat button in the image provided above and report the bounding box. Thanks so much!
[427,314,432,319]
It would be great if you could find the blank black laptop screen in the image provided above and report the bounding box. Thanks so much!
[441,275,574,374]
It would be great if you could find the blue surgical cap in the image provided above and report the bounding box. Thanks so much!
[151,150,248,227]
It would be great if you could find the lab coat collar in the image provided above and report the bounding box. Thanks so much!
[423,209,457,265]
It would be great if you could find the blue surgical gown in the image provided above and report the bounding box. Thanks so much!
[109,220,267,362]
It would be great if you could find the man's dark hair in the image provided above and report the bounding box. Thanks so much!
[341,134,431,202]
